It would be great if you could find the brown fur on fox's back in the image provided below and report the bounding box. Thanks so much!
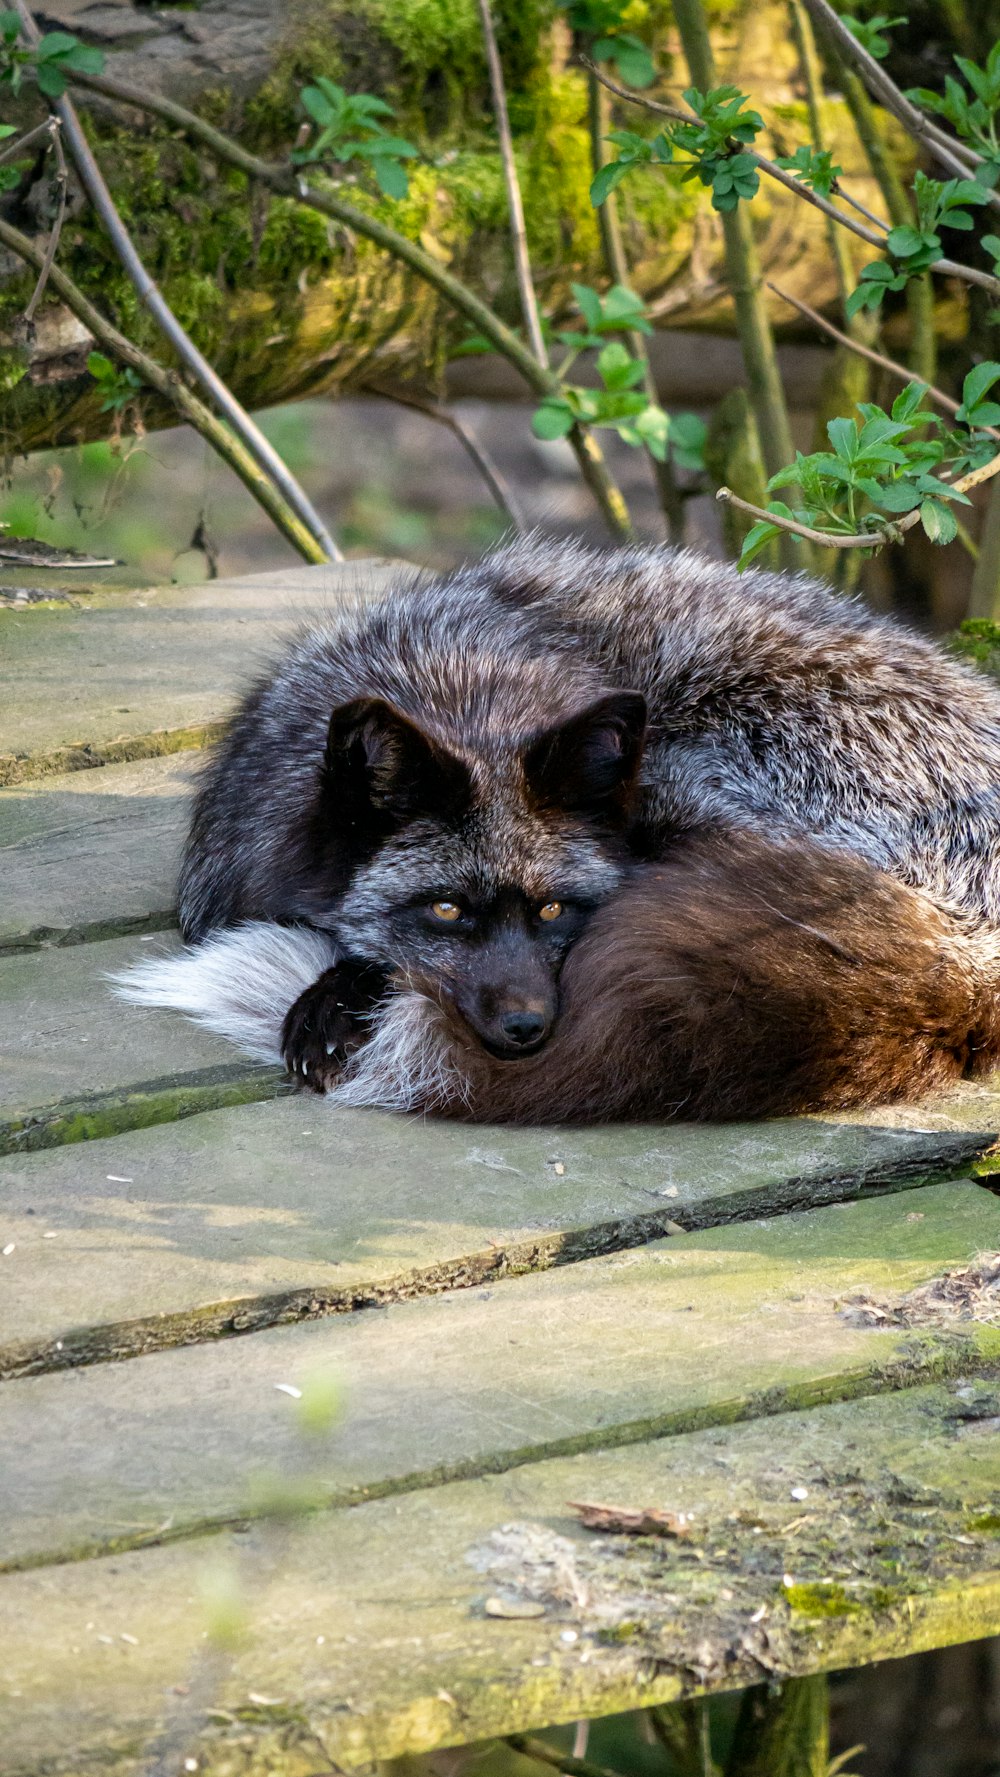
[387,832,1000,1123]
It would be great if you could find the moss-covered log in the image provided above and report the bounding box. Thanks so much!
[1,0,892,449]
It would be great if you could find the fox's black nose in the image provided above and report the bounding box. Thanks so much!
[499,1009,547,1047]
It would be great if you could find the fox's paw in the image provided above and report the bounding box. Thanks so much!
[281,960,388,1093]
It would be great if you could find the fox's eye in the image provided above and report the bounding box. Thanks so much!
[431,900,462,922]
[538,901,563,922]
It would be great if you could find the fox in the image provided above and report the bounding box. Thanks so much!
[119,538,1000,1119]
[169,564,647,1085]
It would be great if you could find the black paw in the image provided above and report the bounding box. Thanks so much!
[281,960,388,1093]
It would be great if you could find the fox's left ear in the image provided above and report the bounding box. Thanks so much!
[525,690,647,820]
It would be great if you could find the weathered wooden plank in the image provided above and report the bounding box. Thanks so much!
[4,1379,1000,1776]
[0,562,401,783]
[0,933,280,1154]
[4,1182,999,1571]
[2,1093,995,1378]
[0,753,196,952]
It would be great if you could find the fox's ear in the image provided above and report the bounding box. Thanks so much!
[525,690,647,820]
[325,698,471,822]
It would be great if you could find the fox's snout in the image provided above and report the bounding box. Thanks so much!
[454,985,555,1059]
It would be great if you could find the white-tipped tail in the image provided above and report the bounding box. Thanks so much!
[332,990,469,1113]
[110,923,339,1064]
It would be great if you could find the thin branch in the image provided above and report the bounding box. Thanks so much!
[718,447,1000,550]
[368,385,527,530]
[476,0,546,367]
[585,57,1000,302]
[586,63,685,542]
[11,0,342,563]
[0,214,331,564]
[0,115,56,164]
[23,114,67,324]
[836,185,889,233]
[766,281,988,426]
[800,0,996,196]
[61,64,633,538]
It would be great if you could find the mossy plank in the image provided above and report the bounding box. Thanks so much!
[0,562,401,781]
[4,1181,1000,1571]
[0,753,195,952]
[4,1381,1000,1775]
[1,1094,997,1378]
[0,934,270,1139]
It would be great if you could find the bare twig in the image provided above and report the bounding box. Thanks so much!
[585,57,1000,302]
[476,0,546,368]
[23,114,67,324]
[718,447,1000,550]
[0,116,57,165]
[506,1733,621,1777]
[586,63,685,541]
[0,214,331,564]
[766,281,1000,431]
[836,185,889,234]
[61,64,634,537]
[12,0,341,562]
[800,0,995,195]
[788,0,855,317]
[369,385,527,529]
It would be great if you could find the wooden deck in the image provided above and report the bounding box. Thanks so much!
[4,565,1000,1775]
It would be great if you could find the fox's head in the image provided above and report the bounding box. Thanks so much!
[304,688,646,1059]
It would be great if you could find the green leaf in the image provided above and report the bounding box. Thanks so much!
[669,411,708,472]
[532,399,576,440]
[611,33,655,89]
[300,83,337,125]
[631,403,670,458]
[887,223,931,258]
[571,282,604,331]
[737,519,782,570]
[86,351,115,381]
[597,340,644,390]
[891,381,930,423]
[919,499,958,544]
[958,360,1000,422]
[827,416,858,460]
[370,155,409,199]
[590,160,630,206]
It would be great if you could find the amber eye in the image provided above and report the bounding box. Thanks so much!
[431,900,462,922]
[538,901,563,922]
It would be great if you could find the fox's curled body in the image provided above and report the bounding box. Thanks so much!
[119,540,1000,1122]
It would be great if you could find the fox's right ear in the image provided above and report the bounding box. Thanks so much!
[324,698,471,823]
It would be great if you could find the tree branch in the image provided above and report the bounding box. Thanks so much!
[61,64,633,538]
[800,0,996,197]
[11,0,342,563]
[766,281,1000,433]
[476,0,546,367]
[367,385,527,530]
[20,115,67,324]
[0,214,332,564]
[718,447,1000,550]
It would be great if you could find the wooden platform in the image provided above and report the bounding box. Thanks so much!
[4,566,1000,1776]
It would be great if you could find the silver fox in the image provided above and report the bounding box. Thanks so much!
[118,539,1000,1120]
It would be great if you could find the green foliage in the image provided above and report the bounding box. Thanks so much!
[736,377,999,567]
[0,17,104,97]
[293,76,418,198]
[840,13,904,62]
[847,175,990,317]
[775,143,842,196]
[591,84,762,214]
[532,282,670,457]
[0,120,27,193]
[667,410,708,473]
[86,352,144,413]
[560,0,656,88]
[909,40,1000,185]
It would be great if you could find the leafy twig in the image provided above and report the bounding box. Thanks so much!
[369,385,527,530]
[584,58,1000,300]
[61,63,633,537]
[10,0,342,564]
[718,447,1000,550]
[0,214,332,564]
[476,0,546,367]
[767,281,997,430]
[801,0,993,192]
[0,115,55,164]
